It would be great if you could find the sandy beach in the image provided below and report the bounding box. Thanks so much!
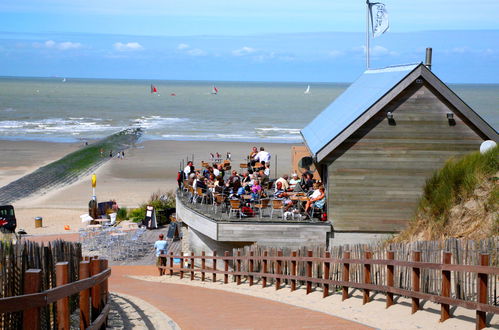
[0,139,297,235]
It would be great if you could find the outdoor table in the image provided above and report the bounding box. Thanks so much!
[290,196,309,212]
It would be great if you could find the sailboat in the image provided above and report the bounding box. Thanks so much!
[304,85,311,94]
[211,85,219,95]
[62,78,66,83]
[151,84,159,95]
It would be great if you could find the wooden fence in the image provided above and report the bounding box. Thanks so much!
[160,245,498,329]
[0,256,110,330]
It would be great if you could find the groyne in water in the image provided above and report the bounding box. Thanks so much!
[0,128,142,205]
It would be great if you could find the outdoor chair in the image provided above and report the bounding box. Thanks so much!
[228,199,242,219]
[187,185,195,202]
[270,199,285,219]
[196,187,208,205]
[254,198,270,218]
[239,163,248,169]
[212,194,226,214]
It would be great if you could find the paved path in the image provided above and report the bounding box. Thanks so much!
[109,265,371,330]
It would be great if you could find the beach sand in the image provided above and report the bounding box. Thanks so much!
[1,139,297,235]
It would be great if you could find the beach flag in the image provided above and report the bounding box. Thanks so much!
[369,2,389,38]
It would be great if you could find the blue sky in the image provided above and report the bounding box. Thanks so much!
[0,0,498,82]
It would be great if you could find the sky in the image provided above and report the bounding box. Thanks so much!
[0,0,498,83]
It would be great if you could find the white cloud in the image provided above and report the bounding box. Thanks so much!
[232,46,256,56]
[353,45,397,56]
[113,42,143,51]
[177,43,189,50]
[328,50,344,58]
[32,40,82,50]
[187,48,207,56]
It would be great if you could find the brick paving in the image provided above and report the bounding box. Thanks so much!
[109,265,372,330]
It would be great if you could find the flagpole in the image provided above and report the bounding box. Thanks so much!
[366,0,370,69]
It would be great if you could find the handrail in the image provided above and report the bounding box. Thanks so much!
[0,268,111,313]
[160,250,498,329]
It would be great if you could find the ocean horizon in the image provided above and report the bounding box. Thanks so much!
[0,77,497,144]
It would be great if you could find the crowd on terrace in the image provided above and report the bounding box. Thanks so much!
[178,147,327,221]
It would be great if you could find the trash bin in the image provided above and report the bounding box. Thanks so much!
[35,217,43,228]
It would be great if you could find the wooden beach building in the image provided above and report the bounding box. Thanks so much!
[301,62,498,243]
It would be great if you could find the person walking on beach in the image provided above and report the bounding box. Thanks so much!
[154,234,168,275]
[121,150,125,159]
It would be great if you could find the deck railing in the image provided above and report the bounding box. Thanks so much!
[160,250,498,329]
[0,257,111,330]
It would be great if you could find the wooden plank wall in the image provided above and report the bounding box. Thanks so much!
[325,82,485,232]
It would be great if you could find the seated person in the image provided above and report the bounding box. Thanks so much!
[275,175,290,191]
[196,177,208,193]
[289,173,301,190]
[273,181,293,210]
[304,186,326,213]
[264,163,271,176]
[241,171,251,186]
[249,146,258,166]
[258,169,270,188]
[300,172,315,192]
[250,180,262,200]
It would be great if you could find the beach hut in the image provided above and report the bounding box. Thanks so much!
[301,62,498,241]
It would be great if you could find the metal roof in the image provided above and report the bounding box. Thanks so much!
[301,64,419,157]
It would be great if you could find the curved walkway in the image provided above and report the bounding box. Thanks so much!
[109,265,371,330]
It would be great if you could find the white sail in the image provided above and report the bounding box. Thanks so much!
[304,85,310,94]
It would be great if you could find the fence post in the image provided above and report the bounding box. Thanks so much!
[386,251,394,308]
[100,259,109,328]
[190,252,195,281]
[291,251,297,291]
[213,251,217,283]
[440,251,452,322]
[249,251,254,286]
[224,251,229,284]
[306,250,313,294]
[237,251,242,285]
[23,269,42,330]
[323,251,330,298]
[262,250,268,288]
[79,261,90,330]
[412,251,421,314]
[201,251,206,282]
[91,258,101,322]
[342,251,350,301]
[363,251,371,304]
[169,252,174,276]
[275,250,282,290]
[476,253,489,330]
[180,253,184,279]
[56,262,70,330]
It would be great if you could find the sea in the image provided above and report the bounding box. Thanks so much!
[0,77,497,144]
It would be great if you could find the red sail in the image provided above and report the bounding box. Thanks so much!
[151,84,158,93]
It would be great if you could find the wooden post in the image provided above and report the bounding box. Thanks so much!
[306,250,313,294]
[249,251,254,286]
[224,251,229,284]
[440,252,452,322]
[180,253,184,279]
[476,254,489,330]
[275,250,282,290]
[190,252,195,281]
[100,259,109,328]
[411,251,421,314]
[262,250,268,288]
[169,252,174,276]
[236,251,242,285]
[363,251,371,304]
[79,261,90,330]
[213,251,217,283]
[291,251,297,292]
[386,251,394,308]
[91,258,101,322]
[23,269,42,330]
[56,262,70,330]
[342,251,350,301]
[323,251,330,298]
[201,251,206,282]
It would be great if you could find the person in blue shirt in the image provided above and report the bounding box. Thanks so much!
[154,234,168,275]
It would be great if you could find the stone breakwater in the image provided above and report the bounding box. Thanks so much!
[0,128,142,205]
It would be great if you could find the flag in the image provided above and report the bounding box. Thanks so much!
[369,2,389,38]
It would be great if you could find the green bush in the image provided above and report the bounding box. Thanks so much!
[125,191,176,224]
[116,207,128,221]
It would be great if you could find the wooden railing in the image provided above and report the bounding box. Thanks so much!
[0,257,111,330]
[160,250,499,329]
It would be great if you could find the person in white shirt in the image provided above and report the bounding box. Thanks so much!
[154,234,168,275]
[289,173,301,190]
[275,175,290,191]
[183,161,194,179]
[255,147,271,163]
